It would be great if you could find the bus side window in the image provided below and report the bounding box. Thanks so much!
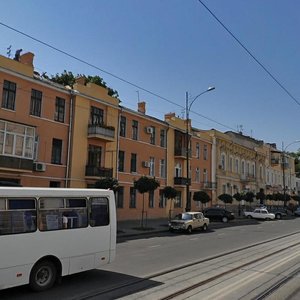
[90,197,109,227]
[0,198,36,235]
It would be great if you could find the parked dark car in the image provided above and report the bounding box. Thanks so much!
[294,207,300,217]
[268,207,287,219]
[203,207,235,223]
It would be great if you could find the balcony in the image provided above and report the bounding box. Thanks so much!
[271,158,280,165]
[201,182,217,189]
[85,166,113,178]
[0,155,33,172]
[88,124,115,141]
[174,148,186,157]
[174,177,191,186]
[240,174,256,182]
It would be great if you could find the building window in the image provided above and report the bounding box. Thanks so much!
[221,153,226,170]
[195,167,200,183]
[90,106,104,125]
[196,143,200,159]
[229,156,233,172]
[159,159,166,178]
[175,163,182,177]
[130,153,137,172]
[117,187,124,208]
[204,144,208,160]
[159,189,166,208]
[50,181,61,187]
[30,89,42,117]
[129,187,136,208]
[88,145,102,166]
[118,150,125,172]
[149,190,154,208]
[0,120,35,159]
[241,160,245,175]
[132,120,138,140]
[2,80,16,110]
[203,169,208,183]
[235,158,239,173]
[149,157,155,176]
[174,191,182,208]
[252,163,256,177]
[120,116,126,137]
[150,126,156,145]
[160,129,166,147]
[51,138,62,164]
[54,97,65,123]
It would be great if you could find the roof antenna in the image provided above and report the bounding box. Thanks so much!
[7,45,12,58]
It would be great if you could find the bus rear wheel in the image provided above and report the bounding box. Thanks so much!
[29,260,57,292]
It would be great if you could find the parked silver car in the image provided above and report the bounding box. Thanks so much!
[169,212,209,234]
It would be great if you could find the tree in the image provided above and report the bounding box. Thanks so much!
[256,188,266,205]
[134,176,160,228]
[233,192,243,216]
[292,195,300,205]
[244,191,255,207]
[48,70,119,98]
[218,193,233,208]
[94,177,119,193]
[193,191,211,211]
[162,186,177,220]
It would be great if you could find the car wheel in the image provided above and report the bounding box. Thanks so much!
[222,216,228,223]
[169,227,174,233]
[247,215,252,219]
[202,224,208,231]
[29,260,57,292]
[186,226,192,234]
[275,214,281,220]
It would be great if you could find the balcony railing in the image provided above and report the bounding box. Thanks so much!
[174,177,191,186]
[174,148,186,157]
[201,182,217,189]
[85,165,113,178]
[88,124,115,141]
[0,155,33,171]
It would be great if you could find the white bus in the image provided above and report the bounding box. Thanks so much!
[0,187,116,291]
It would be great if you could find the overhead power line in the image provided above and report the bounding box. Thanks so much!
[198,0,300,107]
[0,21,236,131]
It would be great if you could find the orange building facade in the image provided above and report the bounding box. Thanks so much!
[0,52,214,221]
[0,52,71,187]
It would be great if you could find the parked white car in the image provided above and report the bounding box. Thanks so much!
[169,212,209,233]
[244,208,275,220]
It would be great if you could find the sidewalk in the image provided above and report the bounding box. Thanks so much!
[117,218,169,238]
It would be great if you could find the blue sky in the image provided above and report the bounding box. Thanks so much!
[1,0,300,151]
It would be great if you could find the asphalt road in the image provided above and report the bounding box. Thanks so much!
[2,217,300,300]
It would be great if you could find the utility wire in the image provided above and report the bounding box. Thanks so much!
[198,0,300,106]
[0,21,236,131]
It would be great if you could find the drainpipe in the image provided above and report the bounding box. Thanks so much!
[65,90,75,187]
[116,107,122,180]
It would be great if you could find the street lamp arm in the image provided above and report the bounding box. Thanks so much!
[283,140,300,152]
[188,87,215,112]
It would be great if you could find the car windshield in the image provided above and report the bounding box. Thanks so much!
[174,213,192,220]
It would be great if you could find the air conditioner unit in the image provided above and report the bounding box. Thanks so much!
[142,161,150,168]
[146,127,153,134]
[33,162,46,172]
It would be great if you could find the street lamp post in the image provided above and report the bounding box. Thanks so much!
[282,140,300,206]
[185,87,215,212]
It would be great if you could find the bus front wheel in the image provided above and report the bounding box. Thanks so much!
[29,260,57,292]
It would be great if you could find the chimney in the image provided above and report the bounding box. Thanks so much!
[164,112,176,120]
[19,52,34,66]
[75,76,86,85]
[138,101,146,114]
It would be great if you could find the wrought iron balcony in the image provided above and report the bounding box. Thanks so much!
[174,177,191,186]
[85,165,113,178]
[88,124,115,141]
[201,182,217,189]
